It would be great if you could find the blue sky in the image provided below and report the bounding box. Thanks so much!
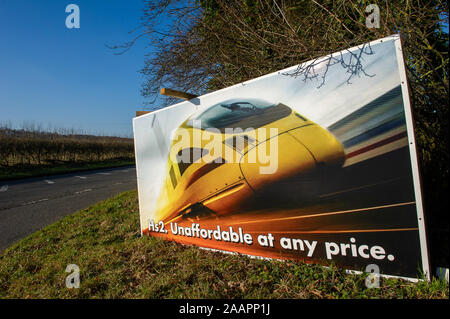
[1,2,447,138]
[0,0,150,137]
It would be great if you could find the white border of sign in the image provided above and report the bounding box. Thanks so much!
[393,35,431,281]
[134,34,431,281]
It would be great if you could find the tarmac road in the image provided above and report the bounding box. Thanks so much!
[0,166,137,250]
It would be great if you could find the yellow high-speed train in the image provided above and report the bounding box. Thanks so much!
[153,98,345,223]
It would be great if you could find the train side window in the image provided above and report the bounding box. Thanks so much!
[224,135,255,153]
[176,148,209,176]
[169,165,177,189]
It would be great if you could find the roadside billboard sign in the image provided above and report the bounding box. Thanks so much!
[133,35,430,280]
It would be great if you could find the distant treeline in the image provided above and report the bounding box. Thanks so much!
[0,127,134,167]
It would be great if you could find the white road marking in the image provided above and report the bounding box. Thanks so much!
[0,185,8,192]
[75,176,87,179]
[22,198,49,206]
[96,172,111,175]
[75,188,93,194]
[44,180,55,184]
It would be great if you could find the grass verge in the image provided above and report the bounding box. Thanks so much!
[0,158,135,181]
[0,190,448,299]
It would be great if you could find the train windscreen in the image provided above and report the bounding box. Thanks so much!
[186,99,292,132]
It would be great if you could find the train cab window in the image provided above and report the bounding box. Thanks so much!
[176,148,209,176]
[186,99,292,132]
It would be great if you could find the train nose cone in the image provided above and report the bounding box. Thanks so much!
[239,125,345,195]
[239,133,316,191]
[287,125,345,167]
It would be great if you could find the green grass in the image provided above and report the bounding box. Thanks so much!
[0,158,135,181]
[0,190,448,299]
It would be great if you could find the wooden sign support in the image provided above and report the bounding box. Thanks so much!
[160,88,198,100]
[136,88,198,117]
